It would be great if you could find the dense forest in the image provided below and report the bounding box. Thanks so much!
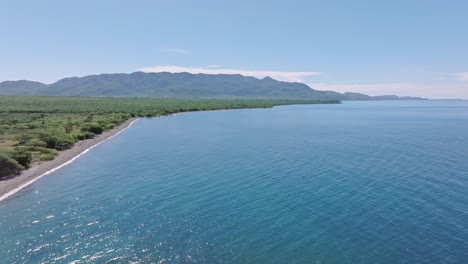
[0,96,338,179]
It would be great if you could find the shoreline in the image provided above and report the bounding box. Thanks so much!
[0,106,280,203]
[0,118,140,202]
[0,102,335,203]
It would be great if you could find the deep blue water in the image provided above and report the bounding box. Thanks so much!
[1,100,468,263]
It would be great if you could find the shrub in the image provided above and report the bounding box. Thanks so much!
[84,132,95,139]
[88,125,103,134]
[97,120,108,127]
[84,114,94,122]
[80,124,91,132]
[11,147,32,168]
[76,132,95,140]
[54,136,75,150]
[25,139,47,147]
[64,123,73,133]
[35,147,58,155]
[39,132,75,150]
[16,133,32,145]
[0,152,23,179]
[44,136,57,149]
[39,153,56,161]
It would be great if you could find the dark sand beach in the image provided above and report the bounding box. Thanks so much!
[0,118,139,202]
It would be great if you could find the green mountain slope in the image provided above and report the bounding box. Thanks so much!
[0,72,424,100]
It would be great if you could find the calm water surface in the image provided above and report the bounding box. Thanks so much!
[1,100,468,263]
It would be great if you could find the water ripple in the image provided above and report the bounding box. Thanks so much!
[1,101,468,263]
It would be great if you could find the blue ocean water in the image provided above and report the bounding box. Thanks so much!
[1,100,468,263]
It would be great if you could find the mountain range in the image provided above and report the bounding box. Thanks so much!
[0,72,424,100]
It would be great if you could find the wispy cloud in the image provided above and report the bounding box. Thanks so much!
[138,65,320,82]
[456,72,468,81]
[161,48,189,54]
[206,65,223,68]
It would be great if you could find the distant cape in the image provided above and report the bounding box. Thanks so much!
[0,72,425,100]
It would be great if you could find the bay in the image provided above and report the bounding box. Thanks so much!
[1,100,468,263]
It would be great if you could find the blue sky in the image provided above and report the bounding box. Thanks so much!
[1,0,467,98]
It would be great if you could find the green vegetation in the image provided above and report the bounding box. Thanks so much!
[0,96,338,179]
[0,72,425,100]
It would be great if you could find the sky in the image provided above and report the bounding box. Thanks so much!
[1,0,467,99]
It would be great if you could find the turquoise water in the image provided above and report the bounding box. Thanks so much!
[1,100,468,263]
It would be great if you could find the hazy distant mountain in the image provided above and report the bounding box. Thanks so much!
[342,92,424,100]
[0,72,425,100]
[0,80,47,95]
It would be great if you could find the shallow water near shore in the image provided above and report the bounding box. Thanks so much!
[1,100,468,263]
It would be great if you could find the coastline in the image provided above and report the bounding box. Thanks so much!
[0,118,140,202]
[0,102,335,203]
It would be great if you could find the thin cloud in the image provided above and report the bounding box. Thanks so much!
[456,72,468,81]
[161,48,189,54]
[138,65,320,82]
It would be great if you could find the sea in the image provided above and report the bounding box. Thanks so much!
[1,100,467,263]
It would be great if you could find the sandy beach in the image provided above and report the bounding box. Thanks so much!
[0,118,140,202]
